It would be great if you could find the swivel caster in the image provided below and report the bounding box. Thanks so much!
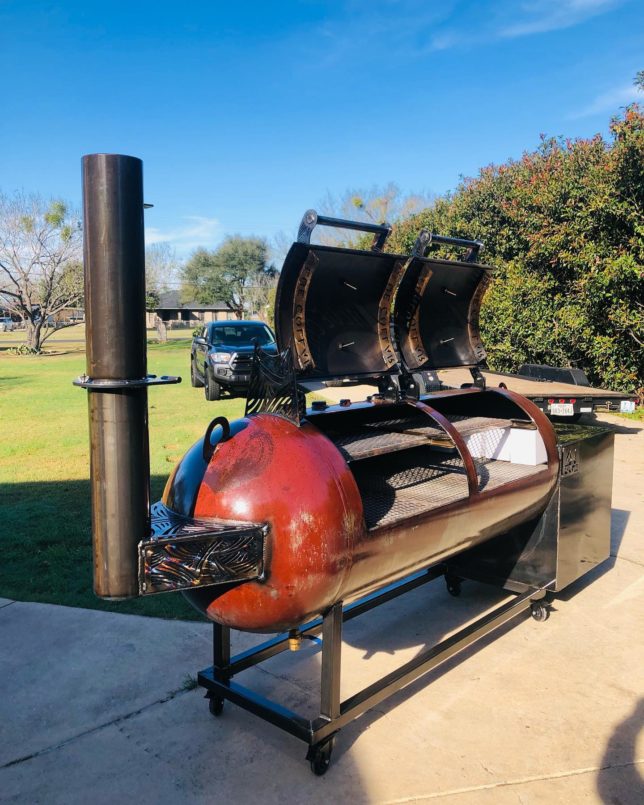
[208,695,224,716]
[530,602,550,622]
[445,574,462,597]
[306,736,335,776]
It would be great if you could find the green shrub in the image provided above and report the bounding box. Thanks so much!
[388,106,644,392]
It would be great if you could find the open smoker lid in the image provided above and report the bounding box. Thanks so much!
[275,241,407,380]
[392,253,493,371]
[274,212,494,380]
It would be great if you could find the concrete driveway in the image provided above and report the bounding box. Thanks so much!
[1,411,642,804]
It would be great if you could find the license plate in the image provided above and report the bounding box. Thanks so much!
[549,403,574,416]
[620,400,636,413]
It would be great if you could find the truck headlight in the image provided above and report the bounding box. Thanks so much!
[211,352,232,364]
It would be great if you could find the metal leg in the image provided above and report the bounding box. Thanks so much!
[209,623,230,716]
[197,568,551,776]
[307,602,343,775]
[320,602,342,720]
[213,622,231,676]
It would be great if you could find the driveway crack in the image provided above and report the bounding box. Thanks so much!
[0,686,193,770]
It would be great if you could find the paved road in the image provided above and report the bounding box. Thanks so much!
[0,412,642,804]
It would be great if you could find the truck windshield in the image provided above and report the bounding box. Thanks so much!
[209,324,275,347]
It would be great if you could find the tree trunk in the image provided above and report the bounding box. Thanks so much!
[26,319,43,351]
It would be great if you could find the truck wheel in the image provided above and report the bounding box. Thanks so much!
[204,369,221,401]
[191,359,204,388]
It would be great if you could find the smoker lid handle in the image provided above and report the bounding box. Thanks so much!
[203,416,231,462]
[413,229,484,262]
[297,209,392,252]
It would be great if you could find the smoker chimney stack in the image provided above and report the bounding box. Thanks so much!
[79,154,151,598]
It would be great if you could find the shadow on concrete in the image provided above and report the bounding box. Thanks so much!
[597,698,644,803]
[610,508,630,558]
[228,577,538,768]
[590,416,643,436]
[553,504,628,603]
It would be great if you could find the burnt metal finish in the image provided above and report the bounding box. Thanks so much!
[181,388,560,631]
[275,242,407,380]
[138,502,266,595]
[80,154,151,599]
[182,413,365,632]
[198,564,549,773]
[393,255,493,372]
[297,209,391,252]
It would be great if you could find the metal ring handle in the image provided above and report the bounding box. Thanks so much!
[203,417,231,463]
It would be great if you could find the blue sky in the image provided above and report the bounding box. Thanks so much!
[1,0,642,256]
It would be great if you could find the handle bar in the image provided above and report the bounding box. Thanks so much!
[297,209,391,252]
[413,229,483,262]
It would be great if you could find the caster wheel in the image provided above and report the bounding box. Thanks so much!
[208,696,224,716]
[307,737,335,776]
[445,574,462,597]
[530,602,550,622]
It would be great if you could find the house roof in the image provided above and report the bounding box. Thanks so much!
[154,291,231,312]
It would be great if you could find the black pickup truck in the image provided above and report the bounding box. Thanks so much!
[191,320,277,401]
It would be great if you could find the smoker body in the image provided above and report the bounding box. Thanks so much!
[173,388,560,632]
[77,157,614,774]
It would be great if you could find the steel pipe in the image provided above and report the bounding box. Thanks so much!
[81,153,149,599]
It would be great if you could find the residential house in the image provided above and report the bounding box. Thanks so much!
[146,291,236,328]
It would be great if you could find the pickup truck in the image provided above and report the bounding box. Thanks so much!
[191,320,277,401]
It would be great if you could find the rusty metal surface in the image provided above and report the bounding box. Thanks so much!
[181,413,365,632]
[179,388,560,632]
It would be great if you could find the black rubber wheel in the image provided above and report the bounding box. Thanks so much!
[204,369,221,401]
[530,602,550,622]
[307,737,335,776]
[191,359,204,388]
[208,696,224,716]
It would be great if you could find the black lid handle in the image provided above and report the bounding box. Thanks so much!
[297,209,391,252]
[413,229,484,263]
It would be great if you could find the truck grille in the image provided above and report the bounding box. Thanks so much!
[231,354,253,373]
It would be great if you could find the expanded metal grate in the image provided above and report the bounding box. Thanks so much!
[332,426,435,461]
[354,450,545,530]
[328,414,518,462]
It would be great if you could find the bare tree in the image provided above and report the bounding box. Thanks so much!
[0,192,82,351]
[318,183,434,246]
[245,272,279,323]
[145,241,180,308]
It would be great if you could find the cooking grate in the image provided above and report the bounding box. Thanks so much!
[355,450,545,529]
[329,415,517,462]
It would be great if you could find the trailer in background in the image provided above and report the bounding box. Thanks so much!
[431,366,637,421]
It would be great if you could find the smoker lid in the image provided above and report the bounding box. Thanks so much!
[392,254,493,371]
[275,212,494,381]
[275,242,407,380]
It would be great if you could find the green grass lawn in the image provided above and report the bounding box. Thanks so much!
[0,323,193,347]
[0,339,247,620]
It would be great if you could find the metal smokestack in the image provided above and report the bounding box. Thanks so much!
[79,154,150,599]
